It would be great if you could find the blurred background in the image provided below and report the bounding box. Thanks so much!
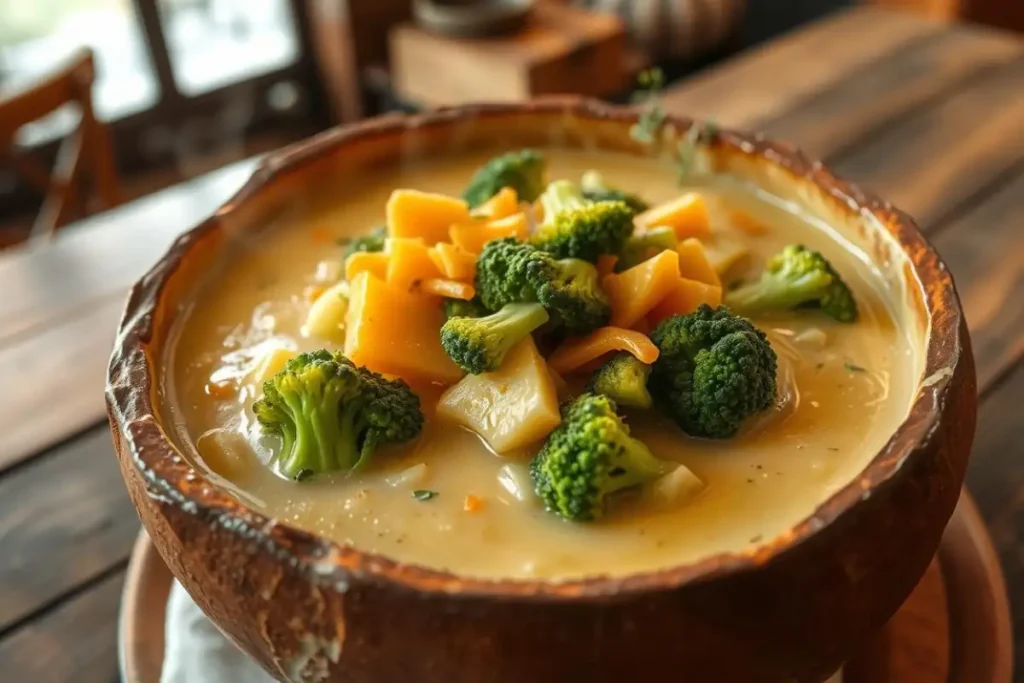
[1,0,1020,247]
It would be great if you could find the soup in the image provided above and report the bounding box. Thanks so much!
[168,148,918,580]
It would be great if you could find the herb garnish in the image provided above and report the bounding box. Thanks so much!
[412,489,438,501]
[844,362,867,373]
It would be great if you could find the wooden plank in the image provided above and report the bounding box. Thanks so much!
[659,6,943,128]
[0,426,137,632]
[932,172,1024,390]
[0,157,256,345]
[761,24,1023,159]
[0,571,123,682]
[831,57,1024,228]
[0,297,123,472]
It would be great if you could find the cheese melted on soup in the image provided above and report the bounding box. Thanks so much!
[169,148,918,580]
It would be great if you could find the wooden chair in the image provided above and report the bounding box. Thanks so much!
[0,49,122,244]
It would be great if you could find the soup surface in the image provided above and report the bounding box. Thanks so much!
[169,148,918,580]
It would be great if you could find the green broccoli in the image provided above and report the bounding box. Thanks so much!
[253,350,423,480]
[530,393,670,521]
[616,226,678,271]
[443,297,488,320]
[649,305,778,439]
[441,302,550,374]
[587,352,653,409]
[343,225,386,260]
[531,180,635,262]
[580,170,649,214]
[462,149,547,208]
[475,238,611,334]
[725,244,858,322]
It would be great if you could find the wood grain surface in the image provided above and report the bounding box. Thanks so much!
[0,6,1021,682]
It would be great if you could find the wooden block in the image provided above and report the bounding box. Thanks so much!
[390,4,628,107]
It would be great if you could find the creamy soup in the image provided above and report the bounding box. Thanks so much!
[168,148,918,580]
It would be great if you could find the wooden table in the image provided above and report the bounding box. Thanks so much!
[0,6,1021,680]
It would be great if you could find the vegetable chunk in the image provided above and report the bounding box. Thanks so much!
[603,249,681,328]
[386,189,470,245]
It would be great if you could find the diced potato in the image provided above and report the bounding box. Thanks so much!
[385,462,429,488]
[247,344,296,385]
[303,279,350,341]
[676,238,721,287]
[386,189,470,245]
[474,187,519,220]
[794,327,828,349]
[644,465,705,510]
[635,193,710,240]
[450,213,529,253]
[345,251,389,281]
[603,249,681,328]
[196,428,258,481]
[344,272,463,385]
[648,278,722,325]
[704,233,751,279]
[421,278,476,300]
[386,237,443,291]
[548,327,660,375]
[437,337,560,454]
[431,242,477,280]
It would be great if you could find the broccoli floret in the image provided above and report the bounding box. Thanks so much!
[725,244,858,322]
[580,170,649,214]
[462,149,547,208]
[443,297,488,320]
[531,180,635,262]
[343,225,386,260]
[253,350,423,480]
[441,302,549,374]
[616,226,678,271]
[649,305,777,439]
[475,238,611,334]
[587,352,653,409]
[530,393,669,521]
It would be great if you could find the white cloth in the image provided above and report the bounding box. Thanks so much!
[162,580,275,683]
[162,579,843,683]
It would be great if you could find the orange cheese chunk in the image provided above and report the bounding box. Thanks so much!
[386,237,443,291]
[636,193,710,240]
[648,278,723,326]
[344,251,389,282]
[450,213,529,254]
[344,272,463,386]
[676,238,721,287]
[421,279,476,300]
[603,249,681,329]
[431,242,477,281]
[548,327,660,375]
[386,189,470,245]
[474,187,519,220]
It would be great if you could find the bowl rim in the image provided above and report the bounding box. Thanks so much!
[106,96,965,601]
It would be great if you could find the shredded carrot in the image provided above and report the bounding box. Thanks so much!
[729,209,767,236]
[205,379,238,400]
[464,494,485,513]
[596,253,619,278]
[421,278,476,300]
[603,249,681,328]
[548,327,660,375]
[310,225,334,244]
[302,284,326,303]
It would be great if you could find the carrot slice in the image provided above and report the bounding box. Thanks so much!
[548,327,660,375]
[450,213,529,254]
[596,253,619,278]
[386,189,470,244]
[464,494,485,513]
[648,278,723,326]
[344,251,389,281]
[475,187,519,220]
[421,278,476,300]
[636,193,710,240]
[431,242,477,281]
[676,238,721,287]
[602,249,681,329]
